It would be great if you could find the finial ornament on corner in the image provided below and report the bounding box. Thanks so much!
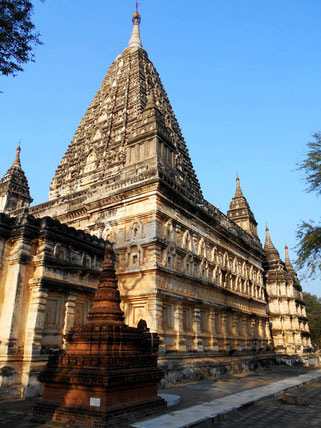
[13,141,21,167]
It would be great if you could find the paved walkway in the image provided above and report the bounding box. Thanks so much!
[0,366,321,427]
[132,367,321,428]
[215,378,321,428]
[157,365,316,411]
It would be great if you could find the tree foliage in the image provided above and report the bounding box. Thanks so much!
[0,0,42,77]
[296,221,321,278]
[298,133,321,195]
[303,292,321,348]
[296,133,321,279]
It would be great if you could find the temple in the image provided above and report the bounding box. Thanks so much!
[0,7,313,397]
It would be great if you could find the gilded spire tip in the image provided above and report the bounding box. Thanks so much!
[132,2,141,25]
[128,3,142,48]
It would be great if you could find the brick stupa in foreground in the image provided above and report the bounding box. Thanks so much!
[32,243,166,427]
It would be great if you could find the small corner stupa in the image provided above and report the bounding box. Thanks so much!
[31,241,166,426]
[227,176,258,238]
[0,145,33,213]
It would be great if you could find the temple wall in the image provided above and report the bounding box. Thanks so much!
[0,187,314,398]
[50,184,273,356]
[0,214,105,397]
[13,176,311,384]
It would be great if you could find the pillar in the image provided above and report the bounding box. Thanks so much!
[147,295,165,353]
[251,318,257,350]
[258,318,266,349]
[174,301,186,351]
[241,315,248,350]
[21,283,48,397]
[193,306,204,351]
[0,238,32,357]
[62,293,77,348]
[265,321,273,348]
[231,314,239,350]
[209,308,218,351]
[221,313,229,351]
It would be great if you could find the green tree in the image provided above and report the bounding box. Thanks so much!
[296,133,321,279]
[0,0,42,77]
[303,292,321,347]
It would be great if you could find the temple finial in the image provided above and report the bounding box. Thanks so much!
[264,225,280,259]
[13,142,21,167]
[284,243,295,273]
[235,174,243,197]
[128,3,142,48]
[133,2,141,25]
[265,224,272,241]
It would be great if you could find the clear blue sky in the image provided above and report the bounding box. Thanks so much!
[0,1,320,295]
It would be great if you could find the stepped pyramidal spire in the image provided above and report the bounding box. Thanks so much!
[227,176,258,237]
[49,6,202,203]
